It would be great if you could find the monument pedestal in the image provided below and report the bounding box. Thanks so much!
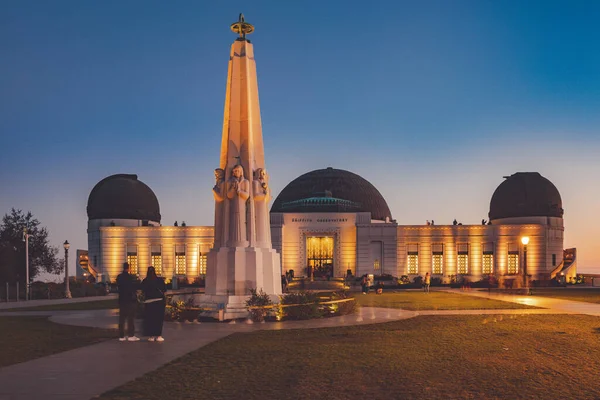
[200,246,281,320]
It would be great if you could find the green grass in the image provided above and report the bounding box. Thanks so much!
[528,288,600,304]
[3,298,119,311]
[352,291,538,310]
[98,314,600,400]
[0,316,117,368]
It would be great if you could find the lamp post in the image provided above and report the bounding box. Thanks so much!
[63,240,72,298]
[521,236,529,288]
[22,228,30,301]
[83,272,88,297]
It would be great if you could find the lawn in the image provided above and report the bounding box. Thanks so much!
[352,291,537,310]
[4,298,119,312]
[528,288,600,304]
[0,316,117,368]
[98,314,600,400]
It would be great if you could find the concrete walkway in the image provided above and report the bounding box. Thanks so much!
[1,290,600,400]
[0,294,117,310]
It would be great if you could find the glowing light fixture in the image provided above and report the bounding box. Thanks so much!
[521,236,530,245]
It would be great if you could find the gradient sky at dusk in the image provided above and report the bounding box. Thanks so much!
[1,1,599,279]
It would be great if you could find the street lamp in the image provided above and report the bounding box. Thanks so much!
[63,240,72,298]
[521,236,529,288]
[22,228,30,301]
[83,272,88,297]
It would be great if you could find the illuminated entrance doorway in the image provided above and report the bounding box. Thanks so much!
[306,236,334,279]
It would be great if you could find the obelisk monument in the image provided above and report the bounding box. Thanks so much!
[204,14,282,318]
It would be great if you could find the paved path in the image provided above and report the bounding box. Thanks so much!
[0,307,418,400]
[445,288,600,316]
[0,295,117,310]
[1,290,600,400]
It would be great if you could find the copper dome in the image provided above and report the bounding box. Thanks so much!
[87,174,161,222]
[488,172,563,220]
[271,167,392,221]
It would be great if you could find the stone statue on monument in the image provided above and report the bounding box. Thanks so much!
[253,168,272,247]
[227,164,250,246]
[212,168,226,248]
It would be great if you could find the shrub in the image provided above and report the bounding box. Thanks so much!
[398,275,411,284]
[280,290,322,320]
[327,290,358,316]
[430,277,443,286]
[374,274,394,281]
[246,288,273,322]
[192,276,205,287]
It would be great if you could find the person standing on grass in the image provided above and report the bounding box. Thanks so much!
[117,262,140,341]
[142,266,167,342]
[424,272,431,293]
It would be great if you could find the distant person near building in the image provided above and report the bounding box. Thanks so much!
[424,272,431,293]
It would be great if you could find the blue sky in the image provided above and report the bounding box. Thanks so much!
[1,0,599,278]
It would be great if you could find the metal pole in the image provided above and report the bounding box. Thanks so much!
[64,245,72,298]
[24,229,29,301]
[5,282,8,302]
[16,281,19,301]
[523,245,528,288]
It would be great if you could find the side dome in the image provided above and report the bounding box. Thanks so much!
[87,174,161,222]
[271,167,392,221]
[488,172,563,220]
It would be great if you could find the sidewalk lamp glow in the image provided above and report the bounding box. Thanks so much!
[521,237,530,245]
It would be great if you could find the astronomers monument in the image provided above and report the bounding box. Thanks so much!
[202,14,282,318]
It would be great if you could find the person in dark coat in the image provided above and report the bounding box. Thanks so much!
[117,263,140,341]
[141,266,167,342]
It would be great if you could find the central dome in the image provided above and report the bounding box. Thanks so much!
[271,167,392,221]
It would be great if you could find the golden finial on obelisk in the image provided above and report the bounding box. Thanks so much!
[230,13,254,40]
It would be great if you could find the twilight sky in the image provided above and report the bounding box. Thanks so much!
[1,0,599,279]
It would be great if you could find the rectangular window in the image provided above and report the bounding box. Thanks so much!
[175,244,186,275]
[126,245,138,275]
[552,254,556,266]
[432,255,443,275]
[507,243,519,275]
[151,244,162,276]
[431,244,443,274]
[482,242,494,274]
[482,254,493,274]
[407,244,418,274]
[457,254,469,274]
[198,253,207,276]
[457,243,469,274]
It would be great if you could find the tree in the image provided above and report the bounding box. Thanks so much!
[0,208,63,283]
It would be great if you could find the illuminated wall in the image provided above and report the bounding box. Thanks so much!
[397,217,564,281]
[91,223,214,282]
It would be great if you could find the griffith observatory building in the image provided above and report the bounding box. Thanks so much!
[85,169,575,285]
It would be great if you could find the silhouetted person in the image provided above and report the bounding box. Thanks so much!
[453,219,458,225]
[431,220,435,225]
[117,263,139,341]
[142,266,167,342]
